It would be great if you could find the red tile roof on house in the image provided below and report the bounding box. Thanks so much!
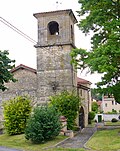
[77,77,92,85]
[11,64,36,74]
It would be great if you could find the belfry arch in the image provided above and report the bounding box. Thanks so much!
[48,21,59,35]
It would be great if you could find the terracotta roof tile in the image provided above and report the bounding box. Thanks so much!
[77,77,92,85]
[11,64,36,74]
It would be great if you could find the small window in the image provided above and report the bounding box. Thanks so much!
[115,102,117,105]
[112,101,114,105]
[48,21,59,35]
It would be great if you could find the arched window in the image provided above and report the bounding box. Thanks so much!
[48,21,59,35]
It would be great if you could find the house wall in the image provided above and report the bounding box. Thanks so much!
[102,97,120,113]
[94,114,120,121]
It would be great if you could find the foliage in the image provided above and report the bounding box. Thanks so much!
[92,102,99,113]
[91,88,102,100]
[0,50,16,91]
[111,118,118,123]
[3,96,32,135]
[112,109,117,114]
[25,105,61,144]
[49,91,80,130]
[71,0,120,103]
[88,111,95,124]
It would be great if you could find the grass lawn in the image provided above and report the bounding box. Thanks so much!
[86,129,120,151]
[104,121,120,126]
[0,134,85,151]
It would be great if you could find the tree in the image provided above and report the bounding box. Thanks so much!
[71,0,120,103]
[91,88,102,100]
[25,105,61,144]
[0,50,16,91]
[49,91,80,130]
[92,101,99,113]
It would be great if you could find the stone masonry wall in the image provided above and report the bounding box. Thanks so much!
[0,69,37,120]
[37,45,77,104]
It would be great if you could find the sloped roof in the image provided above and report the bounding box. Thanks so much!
[11,64,91,86]
[77,77,92,85]
[11,64,36,74]
[33,9,77,24]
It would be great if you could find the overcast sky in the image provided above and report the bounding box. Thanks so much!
[0,0,101,87]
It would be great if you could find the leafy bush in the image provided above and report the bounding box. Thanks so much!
[111,118,118,123]
[3,96,32,135]
[49,91,80,130]
[25,105,61,144]
[88,111,95,124]
[112,109,117,114]
[92,102,99,113]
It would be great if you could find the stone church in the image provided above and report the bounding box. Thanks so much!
[0,9,91,128]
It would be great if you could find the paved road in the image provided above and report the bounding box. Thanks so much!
[0,146,22,151]
[57,127,97,149]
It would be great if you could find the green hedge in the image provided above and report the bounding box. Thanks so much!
[3,96,32,135]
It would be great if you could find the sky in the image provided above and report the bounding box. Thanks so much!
[0,0,101,87]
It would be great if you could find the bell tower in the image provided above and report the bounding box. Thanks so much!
[33,9,77,104]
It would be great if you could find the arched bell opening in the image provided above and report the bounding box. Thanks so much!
[48,21,59,35]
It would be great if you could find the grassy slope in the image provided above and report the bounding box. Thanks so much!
[86,129,120,151]
[104,121,120,126]
[0,134,85,151]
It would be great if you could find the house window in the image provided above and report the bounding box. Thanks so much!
[115,101,117,105]
[112,101,114,105]
[48,21,59,35]
[105,103,107,107]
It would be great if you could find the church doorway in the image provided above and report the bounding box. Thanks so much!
[79,106,85,129]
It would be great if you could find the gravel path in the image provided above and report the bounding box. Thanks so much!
[57,127,97,148]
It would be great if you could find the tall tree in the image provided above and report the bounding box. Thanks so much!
[71,0,120,103]
[0,50,16,91]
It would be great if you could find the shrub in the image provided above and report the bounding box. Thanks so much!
[112,109,117,114]
[92,102,99,113]
[25,105,61,144]
[88,111,95,124]
[111,118,118,122]
[3,96,32,135]
[49,91,80,130]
